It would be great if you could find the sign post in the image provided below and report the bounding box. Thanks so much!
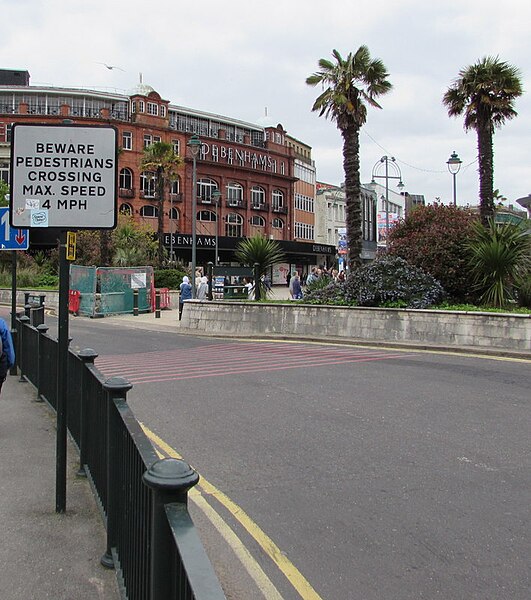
[10,123,117,513]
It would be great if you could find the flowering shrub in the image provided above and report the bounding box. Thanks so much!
[304,256,445,309]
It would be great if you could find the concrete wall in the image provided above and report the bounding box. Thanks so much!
[181,300,531,354]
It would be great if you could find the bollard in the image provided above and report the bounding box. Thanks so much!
[133,288,139,317]
[155,290,161,318]
[207,261,214,301]
[254,262,261,301]
[17,315,30,383]
[143,458,200,600]
[9,327,17,377]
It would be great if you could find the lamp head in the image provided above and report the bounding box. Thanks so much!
[447,151,462,174]
[187,134,202,157]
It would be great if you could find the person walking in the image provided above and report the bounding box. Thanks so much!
[179,276,193,320]
[290,272,303,300]
[196,276,209,300]
[0,318,15,395]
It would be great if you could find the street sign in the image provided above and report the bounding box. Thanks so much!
[66,231,76,261]
[10,123,117,230]
[0,207,29,250]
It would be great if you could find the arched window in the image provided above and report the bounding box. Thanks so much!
[119,203,132,215]
[272,217,284,229]
[119,167,133,190]
[140,205,158,218]
[197,178,218,203]
[225,213,243,237]
[227,182,243,206]
[251,186,265,208]
[140,171,156,198]
[169,207,180,220]
[197,210,217,222]
[250,215,265,227]
[272,189,284,209]
[170,177,181,195]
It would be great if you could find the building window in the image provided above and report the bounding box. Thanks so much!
[170,177,180,195]
[295,193,314,213]
[172,139,180,155]
[198,210,217,222]
[169,207,180,221]
[140,205,158,218]
[147,102,158,116]
[143,134,152,148]
[140,171,156,198]
[197,178,218,203]
[119,203,132,215]
[119,168,133,190]
[250,215,265,227]
[225,213,243,237]
[160,105,166,118]
[0,160,9,184]
[138,100,145,113]
[294,222,314,240]
[122,131,132,150]
[226,182,243,206]
[251,186,265,208]
[272,189,284,209]
[153,135,161,143]
[272,218,284,229]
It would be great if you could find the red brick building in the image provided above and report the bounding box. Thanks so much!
[0,69,336,268]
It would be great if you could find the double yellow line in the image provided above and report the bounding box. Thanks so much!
[142,424,323,600]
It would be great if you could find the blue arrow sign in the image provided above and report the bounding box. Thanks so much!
[0,207,30,250]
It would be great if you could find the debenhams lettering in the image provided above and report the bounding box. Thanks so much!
[201,144,282,173]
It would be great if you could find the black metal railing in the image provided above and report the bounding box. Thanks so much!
[15,315,225,600]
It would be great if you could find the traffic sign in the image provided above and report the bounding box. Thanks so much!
[10,123,117,230]
[66,231,76,261]
[0,207,29,250]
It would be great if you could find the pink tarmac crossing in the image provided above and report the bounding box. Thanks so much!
[95,341,413,385]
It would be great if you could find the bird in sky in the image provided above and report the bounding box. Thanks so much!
[97,62,125,71]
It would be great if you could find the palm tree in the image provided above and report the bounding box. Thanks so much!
[306,47,392,270]
[443,57,523,225]
[234,234,285,299]
[140,141,183,266]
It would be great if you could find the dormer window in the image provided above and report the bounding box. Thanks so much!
[147,102,158,116]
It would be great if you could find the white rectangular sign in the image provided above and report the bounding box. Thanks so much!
[10,123,117,229]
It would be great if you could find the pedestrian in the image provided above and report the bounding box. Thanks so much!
[197,276,209,300]
[244,277,254,299]
[262,273,272,291]
[290,272,303,300]
[179,276,193,321]
[306,267,317,286]
[0,318,15,395]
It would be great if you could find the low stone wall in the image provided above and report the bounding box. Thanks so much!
[181,300,531,354]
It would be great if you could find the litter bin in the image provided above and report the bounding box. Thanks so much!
[69,290,81,315]
[24,293,46,326]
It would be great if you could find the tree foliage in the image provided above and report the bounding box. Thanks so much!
[387,204,476,301]
[234,234,285,297]
[306,46,392,269]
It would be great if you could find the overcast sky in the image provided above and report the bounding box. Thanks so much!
[3,0,530,207]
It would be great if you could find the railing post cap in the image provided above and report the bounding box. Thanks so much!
[103,376,132,393]
[18,315,30,323]
[143,458,199,492]
[78,347,99,361]
[37,324,49,333]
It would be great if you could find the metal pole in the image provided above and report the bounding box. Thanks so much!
[10,251,17,376]
[56,230,69,513]
[385,158,389,246]
[215,197,219,266]
[169,195,173,262]
[191,154,197,298]
[453,172,457,207]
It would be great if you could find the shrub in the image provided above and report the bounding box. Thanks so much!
[304,256,445,309]
[515,275,531,308]
[154,268,189,290]
[387,204,476,301]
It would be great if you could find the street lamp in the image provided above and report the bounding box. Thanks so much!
[371,156,404,246]
[211,189,221,266]
[187,134,201,297]
[446,151,462,207]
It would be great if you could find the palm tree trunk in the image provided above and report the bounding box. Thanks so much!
[477,124,494,225]
[341,124,362,270]
[156,167,165,267]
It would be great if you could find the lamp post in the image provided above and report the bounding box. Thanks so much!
[169,194,174,263]
[211,189,221,266]
[446,151,462,207]
[187,135,201,297]
[370,156,404,246]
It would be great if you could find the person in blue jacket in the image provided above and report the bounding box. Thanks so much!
[179,276,193,321]
[0,318,15,394]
